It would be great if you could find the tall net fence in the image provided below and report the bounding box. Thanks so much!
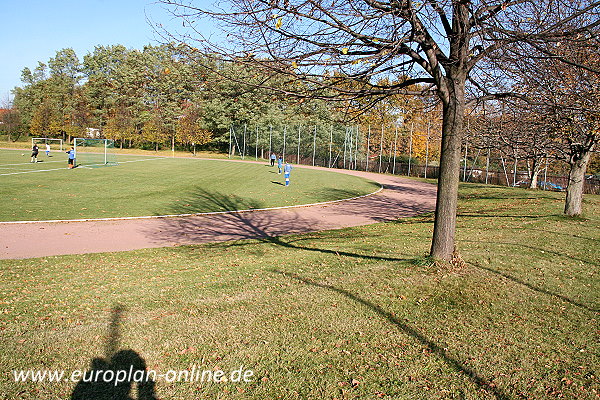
[229,123,600,195]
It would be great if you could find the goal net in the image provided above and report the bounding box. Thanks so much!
[32,137,64,151]
[73,138,117,167]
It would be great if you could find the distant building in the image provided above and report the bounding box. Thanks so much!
[86,128,101,138]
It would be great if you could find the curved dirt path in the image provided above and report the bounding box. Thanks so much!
[0,165,436,260]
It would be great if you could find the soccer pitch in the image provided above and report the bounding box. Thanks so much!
[0,149,380,222]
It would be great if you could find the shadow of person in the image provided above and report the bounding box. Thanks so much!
[71,306,157,400]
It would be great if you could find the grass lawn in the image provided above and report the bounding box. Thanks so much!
[0,149,379,221]
[0,183,598,399]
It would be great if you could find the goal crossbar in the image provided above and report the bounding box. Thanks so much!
[73,138,117,167]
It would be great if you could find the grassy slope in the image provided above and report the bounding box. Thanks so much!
[0,184,598,399]
[0,150,379,221]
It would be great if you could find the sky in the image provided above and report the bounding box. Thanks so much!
[0,0,214,104]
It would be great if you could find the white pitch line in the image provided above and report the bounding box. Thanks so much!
[0,184,384,224]
[0,166,72,176]
[0,166,37,171]
[0,157,169,176]
[0,160,65,167]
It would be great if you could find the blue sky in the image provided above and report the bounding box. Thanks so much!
[0,0,213,103]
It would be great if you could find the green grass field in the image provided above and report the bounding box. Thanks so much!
[0,183,598,399]
[0,149,379,221]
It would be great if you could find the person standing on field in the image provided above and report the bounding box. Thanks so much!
[31,144,39,163]
[66,147,76,169]
[270,152,276,167]
[277,156,283,174]
[45,143,51,157]
[284,162,293,186]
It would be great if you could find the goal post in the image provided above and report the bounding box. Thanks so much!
[32,137,64,151]
[73,138,118,167]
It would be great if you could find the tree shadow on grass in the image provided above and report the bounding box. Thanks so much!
[516,226,600,242]
[71,305,157,400]
[460,194,560,201]
[458,184,560,201]
[468,261,600,313]
[459,238,599,267]
[147,187,431,262]
[457,212,556,219]
[272,269,511,400]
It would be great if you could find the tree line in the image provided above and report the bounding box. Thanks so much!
[4,44,435,157]
[0,45,322,149]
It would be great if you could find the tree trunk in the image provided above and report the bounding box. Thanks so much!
[530,168,539,189]
[528,159,541,189]
[430,78,465,261]
[564,149,592,216]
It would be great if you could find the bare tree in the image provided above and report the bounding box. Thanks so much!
[158,0,600,261]
[498,36,600,215]
[496,104,557,189]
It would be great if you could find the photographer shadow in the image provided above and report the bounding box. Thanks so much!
[71,305,157,400]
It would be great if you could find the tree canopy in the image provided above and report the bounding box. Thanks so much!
[157,0,600,261]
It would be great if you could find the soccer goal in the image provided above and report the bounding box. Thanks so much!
[32,137,64,151]
[73,138,118,167]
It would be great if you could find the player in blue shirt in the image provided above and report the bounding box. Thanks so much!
[284,162,293,186]
[277,156,283,174]
[270,152,276,167]
[66,147,76,169]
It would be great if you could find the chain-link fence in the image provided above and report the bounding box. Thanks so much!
[229,123,600,195]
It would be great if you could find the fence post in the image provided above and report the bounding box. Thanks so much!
[269,125,272,155]
[543,157,549,190]
[343,127,348,169]
[513,147,518,186]
[329,125,333,168]
[347,126,354,169]
[297,125,301,164]
[425,121,430,179]
[354,125,359,170]
[408,122,413,176]
[463,142,468,181]
[378,124,384,173]
[242,123,247,160]
[283,125,287,162]
[228,126,232,158]
[485,147,490,184]
[312,125,317,166]
[392,125,398,175]
[366,125,371,172]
